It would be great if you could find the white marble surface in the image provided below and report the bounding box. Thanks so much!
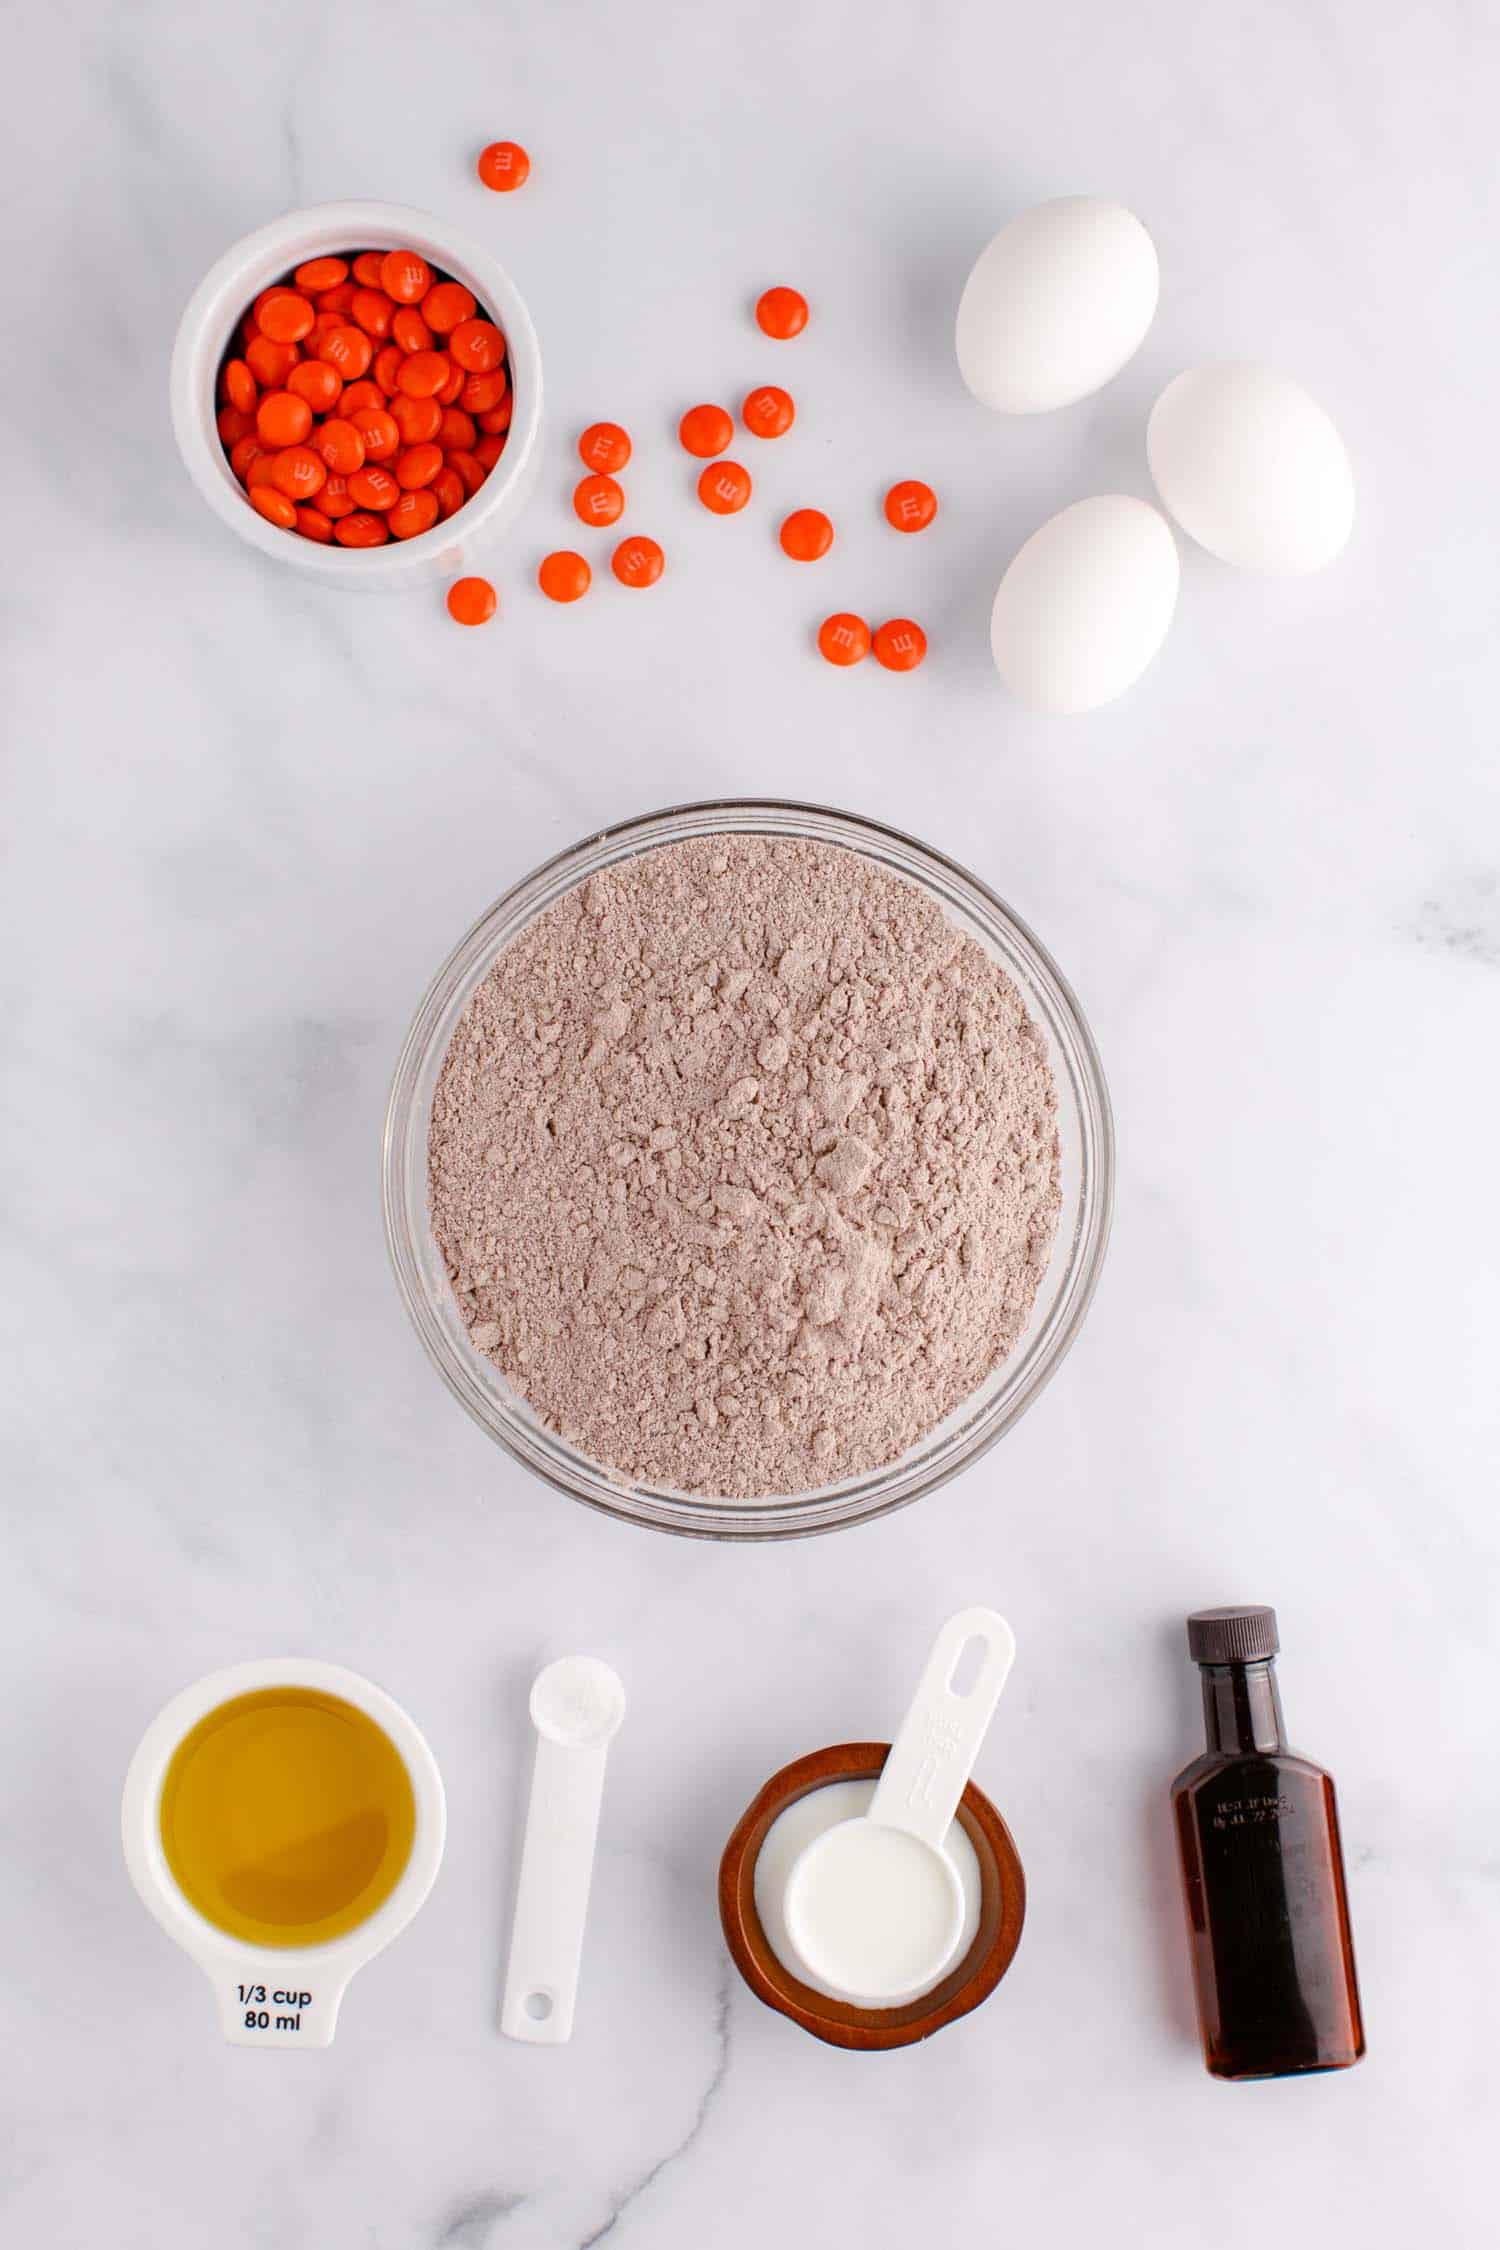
[5,3,1498,2244]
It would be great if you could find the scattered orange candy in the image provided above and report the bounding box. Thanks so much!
[612,535,664,587]
[477,141,530,191]
[817,613,871,666]
[449,319,505,374]
[294,256,349,293]
[578,422,631,474]
[698,461,752,514]
[779,507,833,561]
[381,249,432,304]
[448,575,498,624]
[756,286,808,340]
[679,403,733,458]
[872,618,927,671]
[574,473,625,527]
[884,480,937,533]
[539,550,591,602]
[742,385,794,439]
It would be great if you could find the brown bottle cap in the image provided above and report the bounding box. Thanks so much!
[1186,1606,1279,1665]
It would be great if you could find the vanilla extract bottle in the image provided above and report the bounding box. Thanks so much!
[1171,1606,1364,2080]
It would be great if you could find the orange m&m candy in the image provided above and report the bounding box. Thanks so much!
[216,405,252,447]
[392,393,444,445]
[222,359,257,415]
[756,286,808,340]
[397,350,451,399]
[578,422,630,474]
[574,473,624,527]
[257,288,315,344]
[474,432,507,471]
[447,575,498,625]
[872,617,927,671]
[250,485,297,530]
[294,256,349,294]
[316,325,374,381]
[245,334,298,388]
[539,550,591,602]
[269,446,327,502]
[315,417,365,474]
[477,141,530,191]
[392,307,433,355]
[422,281,476,333]
[320,474,355,518]
[380,250,432,305]
[287,360,342,413]
[817,613,871,666]
[351,407,400,462]
[351,288,395,338]
[779,507,833,561]
[349,464,400,512]
[334,511,389,547]
[396,442,443,489]
[352,252,386,289]
[256,389,313,448]
[389,489,440,540]
[459,368,508,414]
[742,385,794,439]
[884,480,937,533]
[698,460,752,514]
[611,535,664,587]
[432,467,466,520]
[679,403,733,458]
[448,319,506,374]
[294,505,334,543]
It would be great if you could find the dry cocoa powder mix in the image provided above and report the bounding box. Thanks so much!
[429,835,1061,1498]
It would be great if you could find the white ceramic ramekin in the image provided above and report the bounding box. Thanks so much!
[170,199,543,589]
[121,1658,446,2048]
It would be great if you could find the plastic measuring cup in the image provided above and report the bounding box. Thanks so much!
[782,1609,1016,2006]
[121,1657,446,2048]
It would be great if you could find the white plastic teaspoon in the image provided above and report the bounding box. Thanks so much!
[501,1656,625,2044]
[783,1608,1016,2007]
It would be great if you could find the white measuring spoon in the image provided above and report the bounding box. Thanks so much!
[783,1608,1016,2007]
[501,1656,625,2044]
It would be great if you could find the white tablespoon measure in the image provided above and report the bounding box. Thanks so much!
[782,1608,1016,2007]
[501,1656,625,2044]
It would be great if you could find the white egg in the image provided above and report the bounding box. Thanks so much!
[1147,363,1355,573]
[991,495,1179,713]
[956,196,1159,414]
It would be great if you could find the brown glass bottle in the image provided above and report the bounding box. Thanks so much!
[1171,1607,1364,2081]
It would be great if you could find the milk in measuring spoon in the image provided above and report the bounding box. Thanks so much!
[754,1779,982,2004]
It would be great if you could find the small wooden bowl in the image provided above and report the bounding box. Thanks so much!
[719,1741,1025,2051]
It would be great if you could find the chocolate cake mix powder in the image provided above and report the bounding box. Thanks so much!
[429,835,1061,1497]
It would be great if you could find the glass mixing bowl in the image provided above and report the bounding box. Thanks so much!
[382,799,1113,1539]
